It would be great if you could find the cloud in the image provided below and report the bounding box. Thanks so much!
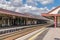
[51,7,56,10]
[0,0,23,7]
[0,0,50,15]
[15,4,49,15]
[26,0,54,5]
[26,0,38,7]
[38,0,54,5]
[11,0,23,7]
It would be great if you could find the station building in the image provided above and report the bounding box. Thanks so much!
[0,8,49,28]
[42,6,60,27]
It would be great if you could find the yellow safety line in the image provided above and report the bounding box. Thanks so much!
[28,28,46,40]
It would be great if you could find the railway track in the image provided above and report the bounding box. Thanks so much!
[0,24,52,40]
[0,24,45,35]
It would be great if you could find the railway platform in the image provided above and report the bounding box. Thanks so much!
[28,27,60,40]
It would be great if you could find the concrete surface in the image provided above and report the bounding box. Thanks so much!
[43,28,60,40]
[34,28,49,40]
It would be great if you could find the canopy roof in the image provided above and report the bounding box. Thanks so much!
[0,8,48,20]
[42,6,60,16]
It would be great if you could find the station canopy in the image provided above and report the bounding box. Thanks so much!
[42,6,60,16]
[0,8,48,20]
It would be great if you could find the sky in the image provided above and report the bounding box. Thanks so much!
[0,0,59,15]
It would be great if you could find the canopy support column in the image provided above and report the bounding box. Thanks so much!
[54,16,57,28]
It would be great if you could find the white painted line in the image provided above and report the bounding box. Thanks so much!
[28,28,47,40]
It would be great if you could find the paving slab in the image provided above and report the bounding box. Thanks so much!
[43,28,60,40]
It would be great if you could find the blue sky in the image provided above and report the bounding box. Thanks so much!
[45,0,60,9]
[22,0,60,10]
[0,0,60,15]
[5,0,60,10]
